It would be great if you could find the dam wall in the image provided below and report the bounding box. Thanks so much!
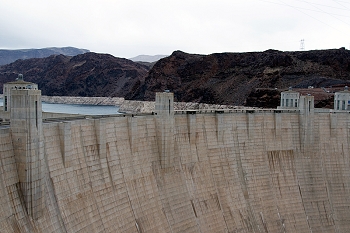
[1,107,350,232]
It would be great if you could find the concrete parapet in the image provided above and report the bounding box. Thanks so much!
[175,108,300,115]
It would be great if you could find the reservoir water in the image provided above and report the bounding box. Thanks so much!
[0,98,120,115]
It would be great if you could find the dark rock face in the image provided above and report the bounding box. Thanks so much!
[1,48,350,108]
[0,52,150,97]
[245,89,281,108]
[131,48,350,106]
[0,47,89,66]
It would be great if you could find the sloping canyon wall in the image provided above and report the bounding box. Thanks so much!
[0,111,350,232]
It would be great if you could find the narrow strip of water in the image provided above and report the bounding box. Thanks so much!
[0,98,120,115]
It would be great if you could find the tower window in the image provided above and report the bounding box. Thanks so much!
[309,101,311,112]
[35,101,38,128]
[4,96,7,111]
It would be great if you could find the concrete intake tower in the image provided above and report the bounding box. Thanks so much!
[1,77,350,232]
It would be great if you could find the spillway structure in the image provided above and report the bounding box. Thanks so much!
[1,76,350,232]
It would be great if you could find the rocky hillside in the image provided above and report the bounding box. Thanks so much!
[0,47,89,66]
[131,48,350,106]
[1,48,350,108]
[0,52,149,97]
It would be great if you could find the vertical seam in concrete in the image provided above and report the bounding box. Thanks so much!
[296,113,314,233]
[79,123,107,233]
[151,162,174,233]
[114,119,139,233]
[323,146,338,233]
[177,158,203,233]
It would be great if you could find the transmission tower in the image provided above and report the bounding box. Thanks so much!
[300,39,305,50]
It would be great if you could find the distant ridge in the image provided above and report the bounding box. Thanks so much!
[0,47,89,66]
[129,54,168,63]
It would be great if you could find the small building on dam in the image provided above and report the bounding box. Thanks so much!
[1,75,350,232]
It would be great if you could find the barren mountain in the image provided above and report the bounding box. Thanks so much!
[131,48,350,106]
[1,48,350,108]
[0,52,149,97]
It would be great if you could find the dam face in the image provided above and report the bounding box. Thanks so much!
[1,82,350,232]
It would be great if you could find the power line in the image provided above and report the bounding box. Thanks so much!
[332,0,350,10]
[294,0,350,11]
[258,0,350,17]
[277,0,347,32]
[304,0,350,28]
[257,0,350,37]
[334,0,350,3]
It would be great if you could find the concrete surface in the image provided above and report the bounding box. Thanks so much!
[1,86,350,232]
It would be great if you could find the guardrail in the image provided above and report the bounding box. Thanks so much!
[42,112,155,123]
[174,109,300,115]
[6,108,350,126]
[43,109,304,122]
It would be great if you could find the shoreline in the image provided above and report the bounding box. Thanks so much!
[2,94,244,114]
[41,95,125,106]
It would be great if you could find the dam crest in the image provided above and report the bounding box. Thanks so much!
[1,76,350,232]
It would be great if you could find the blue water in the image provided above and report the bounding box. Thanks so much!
[0,98,120,115]
[42,102,120,115]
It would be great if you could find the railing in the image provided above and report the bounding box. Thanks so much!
[174,108,300,115]
[5,108,350,126]
[42,112,155,123]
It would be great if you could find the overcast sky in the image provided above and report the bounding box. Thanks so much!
[1,0,350,58]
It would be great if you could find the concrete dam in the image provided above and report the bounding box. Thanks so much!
[1,77,350,232]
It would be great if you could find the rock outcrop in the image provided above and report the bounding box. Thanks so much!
[1,49,350,108]
[131,48,350,106]
[0,52,150,97]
